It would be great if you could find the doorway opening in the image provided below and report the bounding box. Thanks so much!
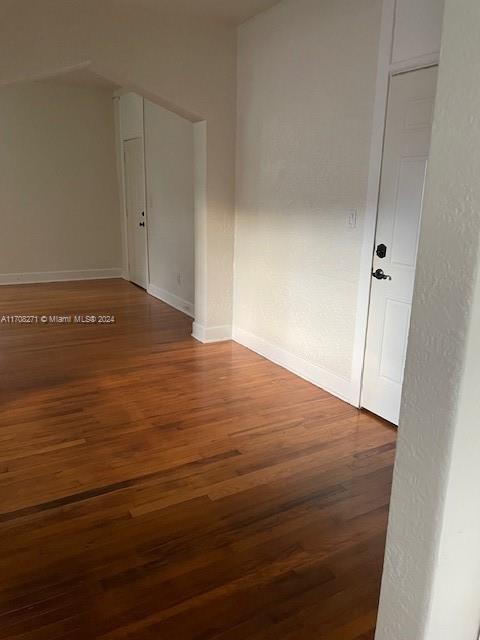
[0,69,198,332]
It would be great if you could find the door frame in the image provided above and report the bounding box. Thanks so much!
[122,136,149,288]
[116,96,150,288]
[350,0,442,408]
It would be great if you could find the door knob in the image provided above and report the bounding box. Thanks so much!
[372,268,392,281]
[139,222,145,227]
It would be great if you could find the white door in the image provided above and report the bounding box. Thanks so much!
[124,137,148,288]
[362,66,438,425]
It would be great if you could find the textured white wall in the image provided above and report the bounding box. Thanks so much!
[0,80,121,278]
[145,101,195,313]
[375,0,480,637]
[234,0,382,394]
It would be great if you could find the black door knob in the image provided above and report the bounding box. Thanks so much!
[139,222,145,227]
[372,268,392,281]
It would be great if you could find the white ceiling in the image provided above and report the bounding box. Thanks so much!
[110,0,282,25]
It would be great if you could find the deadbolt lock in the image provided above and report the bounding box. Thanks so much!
[376,243,387,259]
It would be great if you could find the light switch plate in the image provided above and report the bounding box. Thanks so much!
[347,209,357,228]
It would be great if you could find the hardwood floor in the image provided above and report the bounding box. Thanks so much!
[0,279,396,639]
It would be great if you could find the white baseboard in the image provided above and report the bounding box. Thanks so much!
[192,322,232,343]
[232,327,357,406]
[147,284,194,318]
[0,268,123,285]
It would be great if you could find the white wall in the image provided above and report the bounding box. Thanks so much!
[234,0,383,401]
[375,0,480,637]
[0,80,121,282]
[234,0,445,402]
[145,101,195,316]
[0,0,236,334]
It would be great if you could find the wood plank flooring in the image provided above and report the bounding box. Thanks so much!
[0,279,396,639]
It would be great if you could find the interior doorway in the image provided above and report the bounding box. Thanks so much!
[362,65,438,425]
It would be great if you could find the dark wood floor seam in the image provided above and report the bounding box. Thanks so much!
[0,449,242,523]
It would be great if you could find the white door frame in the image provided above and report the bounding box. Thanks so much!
[115,95,150,287]
[350,0,441,407]
[141,98,151,288]
[122,136,149,287]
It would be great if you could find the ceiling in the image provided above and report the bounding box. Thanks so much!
[110,0,282,25]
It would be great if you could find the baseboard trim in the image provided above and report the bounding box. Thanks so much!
[192,322,232,344]
[232,327,356,406]
[147,284,194,318]
[0,269,123,285]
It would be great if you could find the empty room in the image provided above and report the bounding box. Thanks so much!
[1,0,479,639]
